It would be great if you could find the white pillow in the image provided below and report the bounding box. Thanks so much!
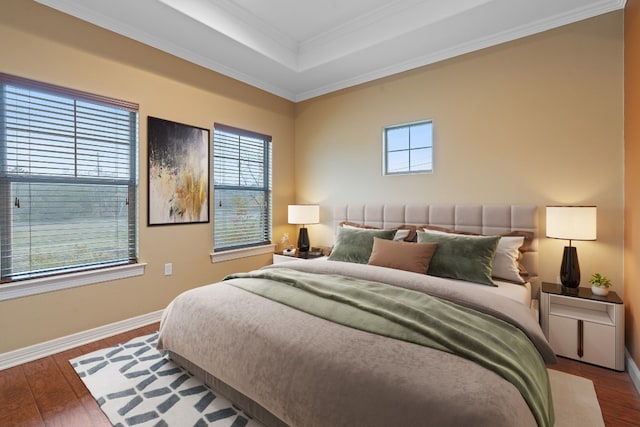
[421,229,525,284]
[492,236,526,283]
[393,229,411,241]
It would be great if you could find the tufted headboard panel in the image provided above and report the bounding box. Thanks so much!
[333,204,539,293]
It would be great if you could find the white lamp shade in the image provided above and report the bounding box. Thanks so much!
[546,206,597,241]
[288,204,320,225]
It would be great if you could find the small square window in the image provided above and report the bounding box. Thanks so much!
[383,120,433,175]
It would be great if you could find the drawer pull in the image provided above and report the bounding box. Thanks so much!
[577,319,584,358]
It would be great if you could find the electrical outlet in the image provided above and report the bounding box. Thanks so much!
[164,263,173,276]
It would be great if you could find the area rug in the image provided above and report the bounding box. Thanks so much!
[70,332,261,427]
[71,332,605,427]
[548,369,605,427]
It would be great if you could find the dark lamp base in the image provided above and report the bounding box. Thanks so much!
[560,246,580,288]
[297,227,310,253]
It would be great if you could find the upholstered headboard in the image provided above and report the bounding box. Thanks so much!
[333,204,539,293]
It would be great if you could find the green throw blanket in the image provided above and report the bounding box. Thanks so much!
[224,268,554,427]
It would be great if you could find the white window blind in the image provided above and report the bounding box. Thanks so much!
[213,123,271,251]
[0,73,138,282]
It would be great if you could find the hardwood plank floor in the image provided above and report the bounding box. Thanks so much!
[0,323,158,427]
[0,323,638,426]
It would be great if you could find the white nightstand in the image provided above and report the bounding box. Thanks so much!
[540,282,624,371]
[273,252,325,264]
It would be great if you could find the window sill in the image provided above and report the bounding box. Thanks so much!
[0,263,146,302]
[210,244,276,263]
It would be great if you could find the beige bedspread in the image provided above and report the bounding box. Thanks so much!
[158,260,556,427]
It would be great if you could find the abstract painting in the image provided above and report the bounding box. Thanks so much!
[148,116,209,225]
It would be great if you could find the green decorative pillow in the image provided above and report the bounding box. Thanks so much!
[417,231,500,286]
[328,227,397,264]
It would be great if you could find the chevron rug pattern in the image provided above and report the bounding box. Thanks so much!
[69,332,262,427]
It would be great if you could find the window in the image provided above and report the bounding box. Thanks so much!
[213,123,272,252]
[383,120,433,175]
[0,73,138,282]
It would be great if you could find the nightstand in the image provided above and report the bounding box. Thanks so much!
[272,252,325,264]
[540,282,624,371]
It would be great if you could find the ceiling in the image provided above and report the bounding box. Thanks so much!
[35,0,626,102]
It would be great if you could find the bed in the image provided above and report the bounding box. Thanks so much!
[158,204,556,427]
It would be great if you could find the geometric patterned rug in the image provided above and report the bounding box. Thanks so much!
[69,332,263,427]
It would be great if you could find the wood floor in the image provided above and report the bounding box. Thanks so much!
[1,323,639,426]
[0,323,159,427]
[549,356,640,426]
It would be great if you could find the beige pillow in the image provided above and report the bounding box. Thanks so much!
[367,237,438,274]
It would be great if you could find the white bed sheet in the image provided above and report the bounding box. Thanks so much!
[485,280,532,307]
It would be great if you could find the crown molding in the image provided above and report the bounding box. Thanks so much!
[294,0,627,101]
[158,0,298,70]
[35,0,626,102]
[35,0,298,100]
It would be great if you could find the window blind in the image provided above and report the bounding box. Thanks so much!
[213,123,271,251]
[0,73,138,281]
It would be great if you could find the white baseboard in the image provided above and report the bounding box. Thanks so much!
[0,310,163,371]
[626,347,640,396]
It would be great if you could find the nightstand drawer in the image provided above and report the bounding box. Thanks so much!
[549,314,616,369]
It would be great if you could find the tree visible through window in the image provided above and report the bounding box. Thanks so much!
[0,74,138,282]
[213,123,272,251]
[383,120,433,175]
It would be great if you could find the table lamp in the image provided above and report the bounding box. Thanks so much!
[288,204,319,253]
[546,206,597,288]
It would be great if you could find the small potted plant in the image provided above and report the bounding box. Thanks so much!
[589,273,611,296]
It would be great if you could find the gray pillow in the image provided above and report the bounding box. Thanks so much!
[417,231,500,286]
[329,227,397,264]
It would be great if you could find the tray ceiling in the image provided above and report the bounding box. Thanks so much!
[35,0,626,101]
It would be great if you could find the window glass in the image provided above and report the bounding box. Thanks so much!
[0,73,138,281]
[384,120,433,175]
[213,124,272,251]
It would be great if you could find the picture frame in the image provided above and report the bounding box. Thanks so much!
[147,116,210,226]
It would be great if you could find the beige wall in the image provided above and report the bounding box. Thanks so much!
[295,13,624,291]
[0,2,629,362]
[0,0,296,353]
[625,0,640,367]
